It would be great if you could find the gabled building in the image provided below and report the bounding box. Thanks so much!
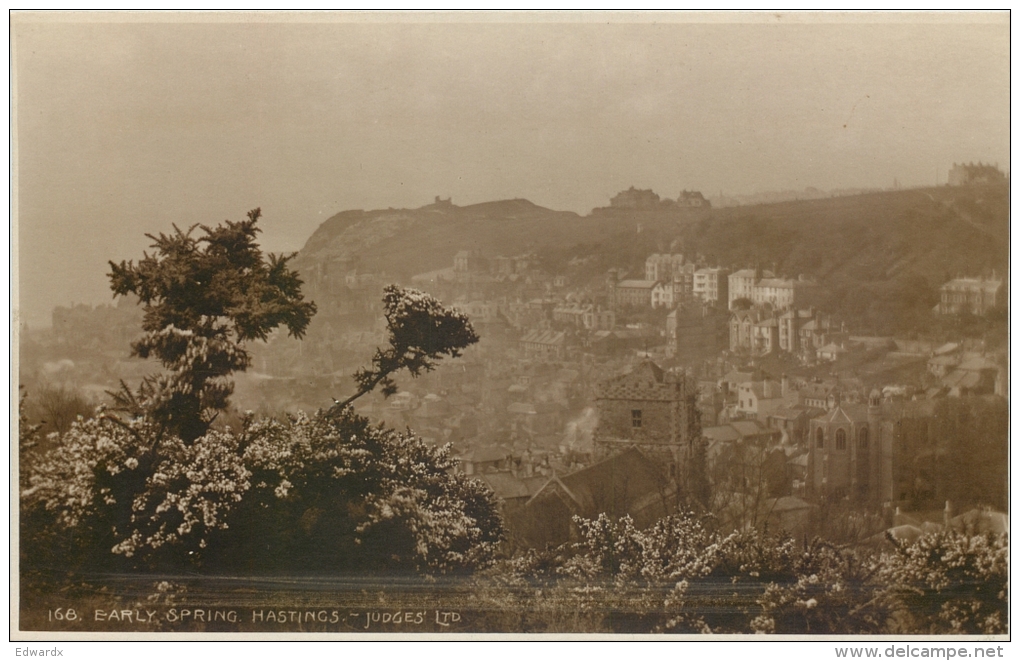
[608,277,658,308]
[651,281,673,309]
[514,448,673,548]
[519,329,566,360]
[807,396,876,503]
[735,377,785,420]
[805,392,940,506]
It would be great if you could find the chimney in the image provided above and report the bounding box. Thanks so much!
[781,373,789,398]
[944,500,952,528]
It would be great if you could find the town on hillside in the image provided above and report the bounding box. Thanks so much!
[20,174,1009,550]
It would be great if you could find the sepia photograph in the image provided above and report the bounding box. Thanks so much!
[11,11,1011,645]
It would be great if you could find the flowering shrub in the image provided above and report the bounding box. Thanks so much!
[22,403,504,575]
[880,531,1008,634]
[753,541,887,634]
[473,510,1006,635]
[110,429,251,560]
[21,411,248,569]
[221,404,504,574]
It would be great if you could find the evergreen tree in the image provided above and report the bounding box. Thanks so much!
[108,208,316,442]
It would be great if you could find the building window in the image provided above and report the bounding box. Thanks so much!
[836,428,847,451]
[815,428,824,449]
[631,409,642,429]
[859,428,869,451]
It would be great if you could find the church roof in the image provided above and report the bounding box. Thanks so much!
[816,404,868,425]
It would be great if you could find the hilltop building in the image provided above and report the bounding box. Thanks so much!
[677,190,711,208]
[947,162,1006,186]
[610,186,661,209]
[937,276,1004,315]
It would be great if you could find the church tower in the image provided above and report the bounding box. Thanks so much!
[593,361,706,503]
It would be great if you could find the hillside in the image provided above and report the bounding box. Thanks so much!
[294,182,1008,335]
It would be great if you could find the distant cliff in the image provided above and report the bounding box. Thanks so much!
[292,182,1008,333]
[293,198,585,282]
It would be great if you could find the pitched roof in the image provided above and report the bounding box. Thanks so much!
[529,448,665,518]
[604,360,666,387]
[748,382,784,401]
[788,453,809,467]
[957,355,999,371]
[478,472,533,500]
[464,445,512,464]
[949,509,1008,535]
[767,496,815,513]
[769,406,808,421]
[816,404,868,425]
[799,382,835,399]
[730,420,770,438]
[520,329,566,345]
[757,278,796,289]
[703,425,741,443]
[721,369,756,384]
[617,279,658,289]
[520,475,550,496]
[942,369,983,390]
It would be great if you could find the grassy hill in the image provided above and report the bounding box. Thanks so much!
[294,182,1008,337]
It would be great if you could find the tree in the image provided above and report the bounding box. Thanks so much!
[33,384,95,439]
[24,211,500,576]
[730,297,753,311]
[341,285,479,407]
[108,209,316,442]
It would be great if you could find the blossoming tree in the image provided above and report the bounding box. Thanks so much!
[23,209,501,576]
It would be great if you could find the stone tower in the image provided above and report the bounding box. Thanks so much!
[593,360,706,500]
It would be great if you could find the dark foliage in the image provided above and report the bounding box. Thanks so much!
[107,208,317,441]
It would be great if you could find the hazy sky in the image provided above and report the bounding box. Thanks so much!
[14,13,1009,328]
